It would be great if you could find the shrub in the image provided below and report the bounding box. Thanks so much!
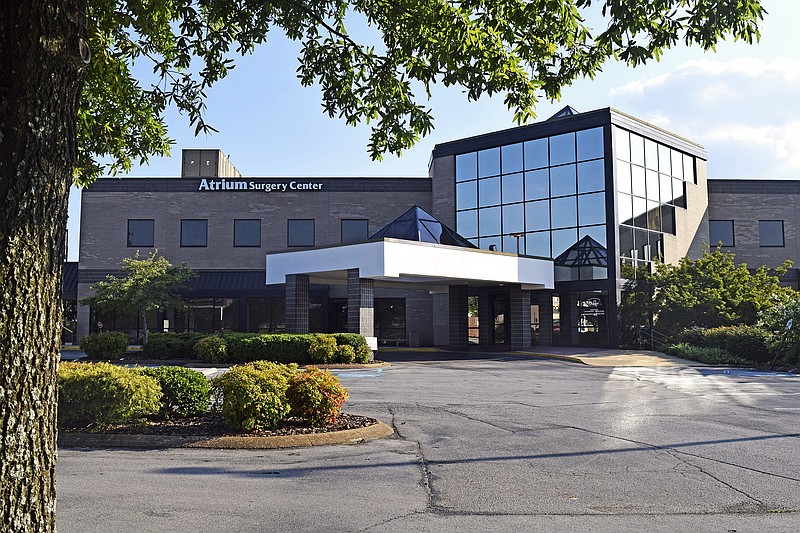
[79,331,129,359]
[353,344,372,364]
[58,362,161,426]
[332,333,372,363]
[195,336,228,363]
[142,332,209,359]
[675,325,772,363]
[212,362,294,431]
[335,344,356,364]
[141,366,211,418]
[308,334,337,364]
[223,333,312,364]
[286,367,349,427]
[663,343,753,366]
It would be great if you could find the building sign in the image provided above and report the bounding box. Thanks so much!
[198,178,323,192]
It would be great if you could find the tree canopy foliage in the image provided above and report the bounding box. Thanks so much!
[650,248,792,336]
[80,251,194,344]
[78,0,765,183]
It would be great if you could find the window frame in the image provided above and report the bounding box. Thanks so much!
[180,219,208,247]
[341,219,369,243]
[708,219,735,248]
[287,219,315,247]
[127,219,154,247]
[233,219,261,247]
[758,220,785,248]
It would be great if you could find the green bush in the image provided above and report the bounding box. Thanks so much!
[79,331,129,359]
[195,336,228,363]
[141,366,211,418]
[663,343,754,366]
[335,344,356,364]
[223,333,313,364]
[58,362,162,426]
[675,325,772,363]
[287,367,349,427]
[142,332,208,359]
[308,334,337,364]
[212,362,295,431]
[332,333,372,363]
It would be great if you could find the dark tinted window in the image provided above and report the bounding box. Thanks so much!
[127,219,154,247]
[288,219,315,247]
[234,219,261,247]
[181,219,207,247]
[759,220,784,247]
[709,220,734,247]
[341,219,369,243]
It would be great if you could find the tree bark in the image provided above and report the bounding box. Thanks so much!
[0,0,86,530]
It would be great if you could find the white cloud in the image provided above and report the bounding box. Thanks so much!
[608,57,800,97]
[700,120,800,174]
[609,72,671,96]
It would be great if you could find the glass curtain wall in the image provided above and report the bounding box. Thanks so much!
[614,126,696,277]
[454,127,607,279]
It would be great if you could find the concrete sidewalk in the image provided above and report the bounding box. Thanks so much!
[522,345,703,367]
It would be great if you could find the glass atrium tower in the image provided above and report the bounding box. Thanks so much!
[429,107,708,347]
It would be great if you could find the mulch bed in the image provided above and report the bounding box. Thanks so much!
[63,413,377,438]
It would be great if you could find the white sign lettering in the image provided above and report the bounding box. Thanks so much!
[198,179,324,192]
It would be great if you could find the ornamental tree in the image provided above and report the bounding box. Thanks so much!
[0,0,766,529]
[652,248,792,337]
[80,251,195,345]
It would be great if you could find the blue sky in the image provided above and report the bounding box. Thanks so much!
[67,0,800,260]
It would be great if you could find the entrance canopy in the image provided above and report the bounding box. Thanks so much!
[266,238,554,290]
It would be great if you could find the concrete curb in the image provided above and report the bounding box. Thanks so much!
[58,420,394,450]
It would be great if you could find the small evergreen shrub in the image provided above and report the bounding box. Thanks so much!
[332,333,372,363]
[195,336,228,363]
[308,334,337,364]
[286,367,349,427]
[141,366,211,418]
[353,344,372,364]
[142,332,208,359]
[58,362,162,426]
[335,344,356,364]
[79,331,129,359]
[212,362,294,431]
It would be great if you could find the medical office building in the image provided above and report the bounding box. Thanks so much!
[64,106,799,350]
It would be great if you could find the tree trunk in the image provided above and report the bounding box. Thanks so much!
[0,1,86,530]
[141,306,149,346]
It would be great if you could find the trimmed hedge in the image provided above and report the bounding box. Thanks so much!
[140,331,373,364]
[142,332,207,359]
[675,325,772,363]
[663,343,754,366]
[58,362,162,426]
[287,367,349,427]
[80,331,129,359]
[141,366,211,418]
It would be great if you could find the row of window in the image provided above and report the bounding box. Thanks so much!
[455,127,605,181]
[614,126,696,184]
[709,220,786,248]
[126,218,370,248]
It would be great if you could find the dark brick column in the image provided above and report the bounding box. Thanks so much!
[478,289,493,346]
[448,285,469,351]
[347,269,374,337]
[536,291,553,346]
[509,285,532,350]
[285,274,309,333]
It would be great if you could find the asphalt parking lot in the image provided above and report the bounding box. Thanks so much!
[57,352,800,532]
